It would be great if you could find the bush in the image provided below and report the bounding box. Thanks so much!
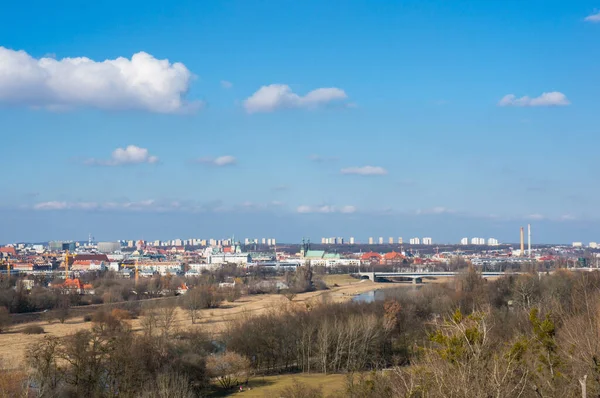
[111,308,133,320]
[22,325,44,334]
[277,379,324,398]
[83,314,92,322]
[0,306,10,333]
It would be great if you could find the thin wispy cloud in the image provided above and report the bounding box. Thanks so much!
[416,206,456,215]
[296,205,357,214]
[85,145,159,166]
[498,92,570,107]
[584,11,600,22]
[309,154,338,163]
[34,199,158,211]
[221,80,233,89]
[525,213,545,220]
[341,166,387,176]
[0,47,200,113]
[243,84,348,113]
[196,155,237,166]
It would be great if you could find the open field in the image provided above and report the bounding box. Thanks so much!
[208,373,347,397]
[0,277,410,368]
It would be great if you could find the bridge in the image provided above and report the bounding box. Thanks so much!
[357,271,508,284]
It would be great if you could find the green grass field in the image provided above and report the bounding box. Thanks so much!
[209,373,347,397]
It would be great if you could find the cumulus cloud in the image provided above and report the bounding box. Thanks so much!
[243,84,348,113]
[86,145,158,166]
[296,205,356,214]
[340,166,387,176]
[0,47,199,113]
[585,12,600,22]
[498,92,570,107]
[196,155,237,166]
[221,80,233,89]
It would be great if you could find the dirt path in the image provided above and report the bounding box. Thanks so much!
[0,279,399,369]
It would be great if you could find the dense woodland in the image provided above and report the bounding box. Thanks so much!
[2,266,600,396]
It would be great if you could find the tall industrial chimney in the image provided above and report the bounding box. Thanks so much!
[528,224,531,258]
[520,227,525,257]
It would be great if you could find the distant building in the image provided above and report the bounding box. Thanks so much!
[388,237,394,244]
[409,238,421,245]
[590,242,598,249]
[97,241,121,253]
[471,237,485,245]
[49,241,76,252]
[0,246,17,256]
[209,252,250,265]
[422,237,432,245]
[369,237,374,245]
[349,237,355,245]
[460,238,468,245]
[487,238,499,246]
[378,237,383,245]
[398,237,403,244]
[573,242,583,248]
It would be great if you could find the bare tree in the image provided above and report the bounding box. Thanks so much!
[0,307,10,333]
[139,372,195,398]
[206,352,251,390]
[157,302,177,337]
[182,287,203,324]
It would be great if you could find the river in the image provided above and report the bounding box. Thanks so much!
[352,285,423,303]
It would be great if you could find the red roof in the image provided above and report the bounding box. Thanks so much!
[68,254,109,264]
[383,251,404,260]
[361,252,382,260]
[0,247,16,256]
[13,263,33,270]
[223,247,233,253]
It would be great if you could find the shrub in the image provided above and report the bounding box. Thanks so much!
[83,314,92,322]
[111,308,132,320]
[277,379,324,398]
[22,325,44,334]
[206,352,251,390]
[0,307,10,333]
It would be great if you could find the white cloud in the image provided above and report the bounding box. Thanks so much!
[0,47,199,113]
[296,205,356,214]
[526,213,545,220]
[243,84,348,113]
[34,201,69,210]
[340,205,357,214]
[498,92,570,107]
[560,214,576,221]
[340,166,387,176]
[196,155,237,166]
[309,154,338,162]
[33,199,173,212]
[221,80,233,89]
[416,206,455,215]
[585,12,600,22]
[86,145,158,166]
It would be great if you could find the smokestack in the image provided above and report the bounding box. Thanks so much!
[528,224,531,258]
[520,227,524,257]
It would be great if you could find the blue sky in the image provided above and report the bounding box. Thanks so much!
[1,0,600,244]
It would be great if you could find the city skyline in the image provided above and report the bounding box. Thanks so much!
[3,1,600,243]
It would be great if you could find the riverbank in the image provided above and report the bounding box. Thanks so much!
[0,277,400,368]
